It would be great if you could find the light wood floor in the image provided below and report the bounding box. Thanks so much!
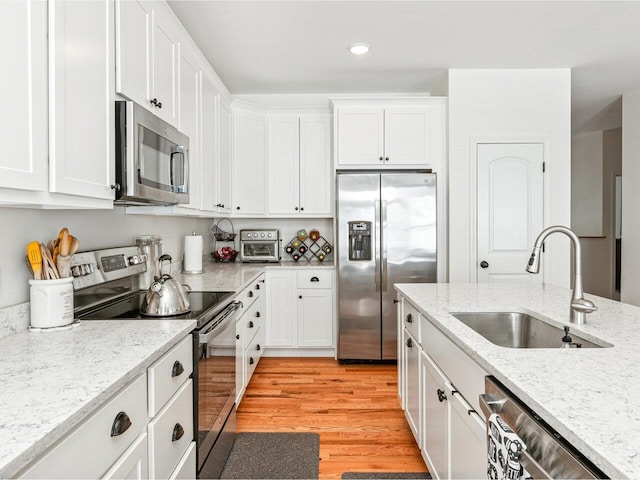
[236,357,428,479]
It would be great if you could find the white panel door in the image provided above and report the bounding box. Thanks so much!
[49,0,114,200]
[178,49,200,210]
[384,107,430,166]
[152,11,179,126]
[268,116,300,215]
[218,101,232,213]
[337,107,384,166]
[265,271,296,347]
[300,116,332,215]
[477,143,544,283]
[115,0,152,110]
[0,0,47,192]
[403,329,420,444]
[449,391,486,479]
[233,109,266,215]
[200,73,219,212]
[297,289,333,347]
[421,351,449,480]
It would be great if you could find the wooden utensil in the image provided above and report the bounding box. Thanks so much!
[27,241,43,280]
[69,235,79,255]
[60,229,70,257]
[40,243,59,279]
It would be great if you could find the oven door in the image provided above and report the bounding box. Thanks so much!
[240,240,279,262]
[194,302,241,476]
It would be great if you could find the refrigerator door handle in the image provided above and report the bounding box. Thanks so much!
[375,200,381,292]
[381,199,388,291]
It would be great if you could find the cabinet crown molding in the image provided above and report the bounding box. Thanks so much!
[330,96,446,109]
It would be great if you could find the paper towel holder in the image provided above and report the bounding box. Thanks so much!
[182,231,205,275]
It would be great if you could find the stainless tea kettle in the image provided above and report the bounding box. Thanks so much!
[140,254,191,316]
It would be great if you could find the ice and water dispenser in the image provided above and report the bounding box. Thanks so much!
[348,221,372,260]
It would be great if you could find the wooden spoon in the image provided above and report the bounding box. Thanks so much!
[60,230,70,257]
[69,235,79,255]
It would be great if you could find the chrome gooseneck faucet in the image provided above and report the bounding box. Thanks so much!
[526,226,597,324]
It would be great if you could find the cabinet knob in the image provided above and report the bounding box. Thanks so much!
[110,411,132,437]
[385,157,389,161]
[406,313,413,323]
[249,357,254,365]
[221,204,225,208]
[295,207,299,211]
[249,321,254,328]
[248,291,254,298]
[236,206,241,210]
[150,98,158,106]
[256,284,260,290]
[299,295,302,299]
[300,207,304,211]
[172,423,185,442]
[256,344,261,351]
[255,311,261,318]
[157,101,162,109]
[405,338,413,348]
[480,260,489,269]
[437,388,448,403]
[379,156,384,161]
[171,360,184,378]
[110,183,121,191]
[236,334,240,340]
[393,299,399,304]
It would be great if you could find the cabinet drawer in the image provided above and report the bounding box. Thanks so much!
[148,379,194,480]
[402,299,420,343]
[239,276,264,309]
[21,374,147,479]
[296,270,333,289]
[101,433,148,480]
[246,327,265,380]
[421,317,486,413]
[168,441,196,480]
[243,297,264,345]
[148,336,193,416]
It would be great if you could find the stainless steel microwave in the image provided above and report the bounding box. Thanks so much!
[114,101,189,205]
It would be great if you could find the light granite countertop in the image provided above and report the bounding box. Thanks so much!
[175,260,335,293]
[394,282,640,479]
[0,319,195,478]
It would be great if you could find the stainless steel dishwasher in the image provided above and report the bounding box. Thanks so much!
[479,376,608,479]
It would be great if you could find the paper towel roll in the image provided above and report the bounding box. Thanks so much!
[183,233,204,273]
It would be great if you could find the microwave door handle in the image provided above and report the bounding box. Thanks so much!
[169,146,186,191]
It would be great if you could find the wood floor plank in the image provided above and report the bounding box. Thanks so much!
[237,357,427,479]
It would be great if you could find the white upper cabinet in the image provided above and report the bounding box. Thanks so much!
[267,114,331,216]
[232,104,266,215]
[49,0,115,201]
[200,72,219,212]
[177,47,201,210]
[0,0,48,193]
[116,0,179,127]
[217,100,233,214]
[333,98,446,170]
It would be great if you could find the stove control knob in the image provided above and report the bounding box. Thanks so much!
[87,264,95,273]
[261,233,265,237]
[254,233,258,238]
[128,255,141,265]
[71,265,82,277]
[81,264,91,275]
[268,233,272,238]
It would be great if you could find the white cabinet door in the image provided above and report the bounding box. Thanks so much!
[233,108,266,215]
[217,101,233,213]
[101,433,148,480]
[299,116,331,215]
[337,107,384,166]
[268,116,300,215]
[421,351,449,480]
[235,315,245,404]
[384,107,430,166]
[152,10,179,126]
[48,0,115,201]
[403,329,420,444]
[115,0,152,110]
[449,391,487,479]
[178,49,200,210]
[297,289,333,347]
[265,270,296,347]
[200,73,219,212]
[0,0,47,193]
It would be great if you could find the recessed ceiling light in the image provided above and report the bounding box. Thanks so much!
[349,43,370,55]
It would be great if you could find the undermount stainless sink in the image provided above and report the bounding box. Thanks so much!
[450,312,608,349]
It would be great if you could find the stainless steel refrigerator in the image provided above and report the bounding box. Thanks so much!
[337,172,437,361]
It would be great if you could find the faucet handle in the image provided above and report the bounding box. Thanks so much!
[571,298,597,314]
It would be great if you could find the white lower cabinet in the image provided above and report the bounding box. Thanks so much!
[398,293,487,480]
[169,441,196,480]
[266,269,335,354]
[236,275,265,404]
[102,433,149,480]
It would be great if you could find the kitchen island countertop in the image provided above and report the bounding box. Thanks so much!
[394,282,640,479]
[0,319,195,478]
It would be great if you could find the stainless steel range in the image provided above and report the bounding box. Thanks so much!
[72,246,240,478]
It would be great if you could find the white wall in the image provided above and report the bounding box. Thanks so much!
[0,207,210,307]
[448,69,572,287]
[621,90,640,305]
[572,131,603,236]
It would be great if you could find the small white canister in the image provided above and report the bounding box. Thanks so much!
[29,277,74,329]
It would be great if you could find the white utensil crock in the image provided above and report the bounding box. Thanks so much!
[29,277,74,328]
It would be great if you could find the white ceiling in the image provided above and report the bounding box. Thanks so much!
[168,1,640,134]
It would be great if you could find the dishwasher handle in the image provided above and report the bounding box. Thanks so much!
[479,394,553,480]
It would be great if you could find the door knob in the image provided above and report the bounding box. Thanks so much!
[480,261,489,269]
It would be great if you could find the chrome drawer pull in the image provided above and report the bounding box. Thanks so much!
[172,423,185,442]
[110,411,132,437]
[171,360,184,377]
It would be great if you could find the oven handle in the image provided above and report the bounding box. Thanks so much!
[198,301,242,345]
[479,394,552,480]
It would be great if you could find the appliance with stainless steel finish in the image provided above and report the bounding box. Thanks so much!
[480,376,607,479]
[115,100,190,206]
[239,229,280,263]
[73,246,239,478]
[526,226,597,324]
[337,172,437,361]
